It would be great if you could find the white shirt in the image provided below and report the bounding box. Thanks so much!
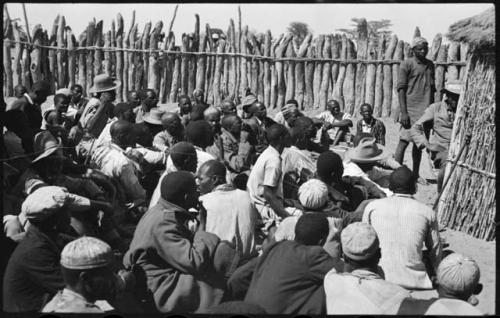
[362,194,442,290]
[246,145,283,221]
[315,111,352,140]
[342,160,393,197]
[94,118,118,149]
[200,184,257,258]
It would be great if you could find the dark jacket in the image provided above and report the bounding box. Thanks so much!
[123,199,223,313]
[3,226,72,312]
[243,240,343,315]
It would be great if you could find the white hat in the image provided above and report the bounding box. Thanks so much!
[298,179,329,210]
[341,222,379,261]
[437,253,480,295]
[442,80,462,96]
[61,236,113,270]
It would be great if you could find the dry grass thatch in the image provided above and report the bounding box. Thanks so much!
[447,7,495,51]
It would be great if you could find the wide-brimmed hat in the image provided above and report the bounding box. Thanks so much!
[346,137,388,163]
[143,107,164,125]
[441,80,462,96]
[88,74,121,93]
[32,131,63,163]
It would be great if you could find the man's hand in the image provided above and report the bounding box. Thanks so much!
[197,204,207,231]
[322,122,333,130]
[240,130,250,143]
[400,112,411,129]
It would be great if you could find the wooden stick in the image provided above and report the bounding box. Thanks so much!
[343,38,356,114]
[12,22,22,89]
[263,30,272,106]
[86,20,95,95]
[67,28,76,88]
[222,41,230,100]
[212,39,226,105]
[167,4,179,36]
[459,42,470,80]
[22,3,32,44]
[330,34,340,103]
[239,33,248,98]
[196,31,207,92]
[148,21,163,93]
[93,20,103,78]
[29,27,43,84]
[313,35,324,109]
[373,34,385,117]
[270,34,283,109]
[141,22,152,90]
[169,46,181,103]
[161,32,175,102]
[285,40,295,102]
[21,41,30,88]
[319,34,332,110]
[180,33,189,96]
[434,44,448,102]
[364,37,376,106]
[3,32,13,96]
[77,32,86,96]
[446,41,460,81]
[248,32,261,97]
[333,34,347,110]
[103,31,111,77]
[427,33,442,61]
[390,40,404,121]
[122,32,129,101]
[354,19,368,114]
[114,14,123,101]
[276,33,292,108]
[294,33,312,109]
[127,24,137,92]
[382,35,397,117]
[188,15,200,96]
[56,16,67,89]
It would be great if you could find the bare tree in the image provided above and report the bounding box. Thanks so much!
[337,18,392,45]
[287,21,312,45]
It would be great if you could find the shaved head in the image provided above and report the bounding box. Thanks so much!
[161,112,180,126]
[204,106,221,118]
[221,114,241,131]
[197,160,227,194]
[199,160,226,179]
[110,119,136,147]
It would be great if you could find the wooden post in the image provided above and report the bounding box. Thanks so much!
[270,34,282,109]
[304,44,314,111]
[30,27,43,84]
[330,34,340,102]
[161,32,175,103]
[276,33,292,108]
[434,44,448,102]
[333,34,347,110]
[364,37,376,106]
[41,30,50,82]
[56,16,67,89]
[222,42,230,100]
[122,33,129,101]
[111,20,116,76]
[169,47,181,103]
[373,35,385,117]
[204,27,214,103]
[179,33,189,96]
[313,35,324,109]
[86,20,95,95]
[93,20,103,78]
[285,40,295,102]
[413,26,421,38]
[115,13,124,102]
[67,28,76,88]
[3,29,13,96]
[140,22,152,90]
[427,33,442,61]
[12,22,23,89]
[446,41,460,81]
[77,32,87,96]
[248,32,261,98]
[263,30,272,106]
[390,40,404,121]
[459,42,470,80]
[343,38,356,114]
[239,33,248,98]
[228,20,237,102]
[212,39,226,105]
[319,34,332,110]
[148,21,163,94]
[188,15,200,96]
[102,31,111,78]
[294,33,311,109]
[382,35,397,117]
[126,24,137,93]
[354,19,368,115]
[196,31,207,92]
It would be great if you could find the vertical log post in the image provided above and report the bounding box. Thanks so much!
[169,46,181,103]
[85,20,95,95]
[148,21,163,94]
[373,35,385,117]
[284,40,295,102]
[354,19,368,114]
[312,35,324,109]
[333,34,347,110]
[434,44,448,102]
[140,22,152,90]
[212,39,226,105]
[330,34,340,102]
[93,20,103,78]
[114,14,123,101]
[56,16,67,89]
[364,37,376,106]
[188,14,200,97]
[12,22,23,89]
[29,26,43,84]
[67,28,76,88]
[263,30,272,107]
[3,30,13,96]
[390,40,404,121]
[343,38,356,114]
[103,31,111,77]
[276,33,292,108]
[382,35,397,117]
[427,33,442,62]
[77,32,86,96]
[446,41,460,81]
[293,34,311,109]
[270,34,282,109]
[319,35,332,110]
[459,42,470,80]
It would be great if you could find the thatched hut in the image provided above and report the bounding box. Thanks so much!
[437,7,496,240]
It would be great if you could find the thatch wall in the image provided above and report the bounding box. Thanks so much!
[437,8,495,240]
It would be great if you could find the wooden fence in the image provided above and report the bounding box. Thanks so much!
[3,13,470,118]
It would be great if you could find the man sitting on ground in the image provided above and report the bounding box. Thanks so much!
[243,214,344,314]
[324,222,410,314]
[177,95,193,126]
[315,99,353,146]
[134,89,159,124]
[355,103,386,145]
[245,101,276,155]
[152,112,184,153]
[362,166,442,290]
[220,99,237,116]
[198,160,258,259]
[204,106,223,160]
[219,114,254,176]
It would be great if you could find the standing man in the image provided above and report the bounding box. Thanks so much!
[395,37,436,183]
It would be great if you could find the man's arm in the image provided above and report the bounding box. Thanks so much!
[425,211,442,273]
[409,105,437,150]
[223,134,253,172]
[397,61,411,128]
[262,186,288,218]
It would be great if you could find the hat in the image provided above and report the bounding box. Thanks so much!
[21,186,90,222]
[142,107,164,125]
[55,88,72,97]
[281,103,298,117]
[441,80,462,96]
[241,94,257,112]
[298,179,329,210]
[346,137,388,163]
[32,130,63,163]
[437,253,480,295]
[411,37,428,48]
[88,74,121,93]
[341,222,379,261]
[61,236,113,270]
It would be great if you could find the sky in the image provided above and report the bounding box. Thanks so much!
[5,3,494,44]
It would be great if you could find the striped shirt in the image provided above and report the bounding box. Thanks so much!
[362,194,442,290]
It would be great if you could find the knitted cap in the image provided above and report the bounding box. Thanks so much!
[437,253,480,295]
[298,179,329,210]
[341,222,379,261]
[60,236,113,270]
[55,88,72,96]
[412,37,428,48]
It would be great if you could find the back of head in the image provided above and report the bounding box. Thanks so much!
[221,114,239,131]
[134,123,153,147]
[317,150,343,180]
[289,126,304,145]
[294,116,313,130]
[266,123,288,145]
[53,93,69,105]
[110,119,134,144]
[389,166,416,194]
[199,159,226,179]
[341,222,380,264]
[186,120,213,147]
[298,179,329,210]
[160,170,196,203]
[294,213,329,246]
[113,102,134,118]
[437,253,480,299]
[203,106,220,118]
[285,99,299,108]
[170,141,197,171]
[190,104,206,121]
